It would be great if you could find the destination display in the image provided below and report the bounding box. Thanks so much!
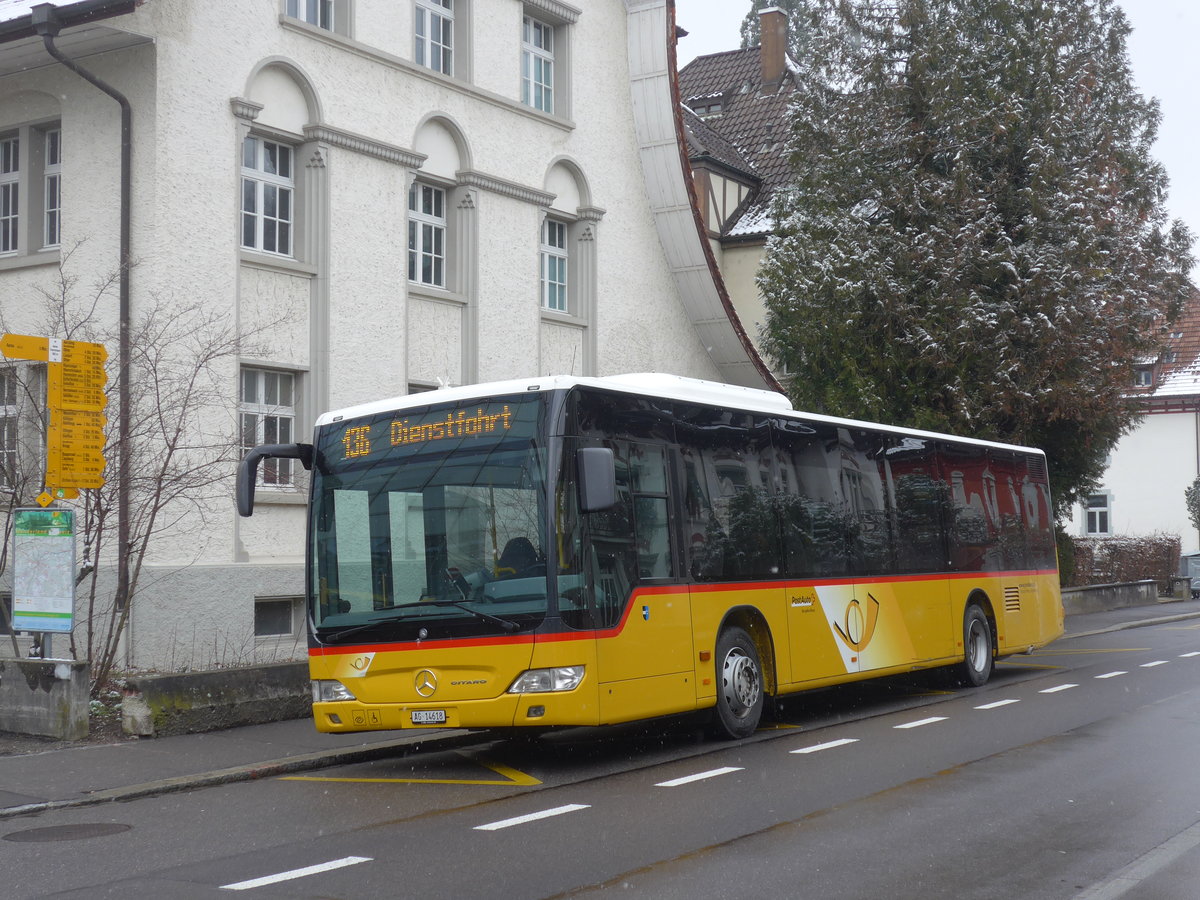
[322,396,539,465]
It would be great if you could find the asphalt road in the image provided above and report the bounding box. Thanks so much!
[5,619,1200,899]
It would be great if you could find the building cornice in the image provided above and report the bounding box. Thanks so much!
[230,97,263,121]
[304,124,426,167]
[523,0,582,24]
[458,169,554,206]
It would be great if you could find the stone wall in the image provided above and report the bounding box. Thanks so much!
[0,659,89,740]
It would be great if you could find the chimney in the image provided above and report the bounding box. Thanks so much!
[759,7,789,88]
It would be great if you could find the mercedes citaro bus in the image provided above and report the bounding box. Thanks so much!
[238,373,1062,739]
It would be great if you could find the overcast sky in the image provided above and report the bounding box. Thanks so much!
[675,1,1200,253]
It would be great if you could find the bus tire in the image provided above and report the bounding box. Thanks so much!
[957,604,994,687]
[711,626,764,740]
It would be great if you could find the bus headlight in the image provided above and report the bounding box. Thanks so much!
[311,679,356,702]
[507,666,585,693]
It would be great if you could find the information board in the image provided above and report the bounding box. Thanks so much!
[12,508,76,633]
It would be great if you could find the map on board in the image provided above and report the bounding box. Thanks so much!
[12,507,76,633]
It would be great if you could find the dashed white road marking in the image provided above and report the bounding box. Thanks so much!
[975,699,1020,710]
[1095,671,1127,679]
[790,738,860,754]
[1039,684,1078,694]
[1179,652,1200,658]
[656,766,743,787]
[221,857,371,891]
[1140,660,1168,668]
[894,716,947,730]
[474,804,590,831]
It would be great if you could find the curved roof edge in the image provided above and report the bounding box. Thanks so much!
[624,0,780,392]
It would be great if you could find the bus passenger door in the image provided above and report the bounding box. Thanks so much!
[591,442,695,723]
[774,419,861,683]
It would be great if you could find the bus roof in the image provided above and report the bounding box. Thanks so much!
[315,373,1045,457]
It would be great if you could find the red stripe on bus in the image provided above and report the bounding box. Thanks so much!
[309,569,1058,657]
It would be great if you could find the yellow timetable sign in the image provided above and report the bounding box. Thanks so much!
[2,333,109,491]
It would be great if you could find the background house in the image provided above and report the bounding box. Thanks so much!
[0,0,768,670]
[677,6,794,375]
[1064,290,1200,553]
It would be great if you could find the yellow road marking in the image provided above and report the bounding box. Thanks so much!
[1036,647,1149,654]
[281,752,541,786]
[997,661,1062,669]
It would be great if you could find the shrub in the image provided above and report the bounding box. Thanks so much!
[1067,533,1181,590]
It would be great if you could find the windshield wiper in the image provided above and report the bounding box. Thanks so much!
[319,614,403,644]
[380,600,521,633]
[320,600,520,643]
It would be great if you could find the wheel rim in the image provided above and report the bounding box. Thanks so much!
[966,618,988,673]
[720,647,761,719]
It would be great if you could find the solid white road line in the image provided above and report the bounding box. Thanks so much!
[221,856,372,891]
[1039,684,1078,693]
[656,767,743,787]
[474,804,590,831]
[790,738,860,754]
[975,699,1020,710]
[894,716,947,730]
[1095,671,1127,679]
[1075,819,1200,900]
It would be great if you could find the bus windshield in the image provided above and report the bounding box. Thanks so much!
[309,394,551,640]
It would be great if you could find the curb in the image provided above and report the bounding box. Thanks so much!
[1063,610,1200,640]
[0,729,480,820]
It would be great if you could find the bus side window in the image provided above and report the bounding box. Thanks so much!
[885,436,947,574]
[680,412,779,581]
[630,443,673,579]
[773,419,849,578]
[940,442,994,572]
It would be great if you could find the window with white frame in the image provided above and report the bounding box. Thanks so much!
[522,15,554,113]
[1133,366,1153,388]
[241,136,294,257]
[43,129,61,248]
[286,0,333,29]
[254,596,303,637]
[0,366,17,486]
[408,182,446,288]
[415,0,454,75]
[540,217,568,311]
[240,368,297,487]
[1085,493,1111,536]
[1,136,17,253]
[518,3,576,117]
[0,122,63,259]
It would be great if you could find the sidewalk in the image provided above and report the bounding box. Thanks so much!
[4,597,1200,820]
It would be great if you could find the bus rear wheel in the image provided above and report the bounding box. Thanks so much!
[957,604,994,687]
[712,626,764,740]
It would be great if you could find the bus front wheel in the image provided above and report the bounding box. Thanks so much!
[712,626,764,740]
[957,605,994,687]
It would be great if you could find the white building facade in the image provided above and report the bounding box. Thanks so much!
[0,0,767,670]
[1063,296,1200,555]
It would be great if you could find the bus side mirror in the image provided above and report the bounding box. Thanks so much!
[577,447,616,512]
[237,443,314,517]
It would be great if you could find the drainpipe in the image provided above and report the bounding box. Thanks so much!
[31,5,133,630]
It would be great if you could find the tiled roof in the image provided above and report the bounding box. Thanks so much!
[1146,289,1200,399]
[678,45,797,240]
[682,106,758,181]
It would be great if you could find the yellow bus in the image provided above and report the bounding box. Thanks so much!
[238,374,1062,739]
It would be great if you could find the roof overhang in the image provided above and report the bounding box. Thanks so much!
[624,0,778,391]
[0,0,148,78]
